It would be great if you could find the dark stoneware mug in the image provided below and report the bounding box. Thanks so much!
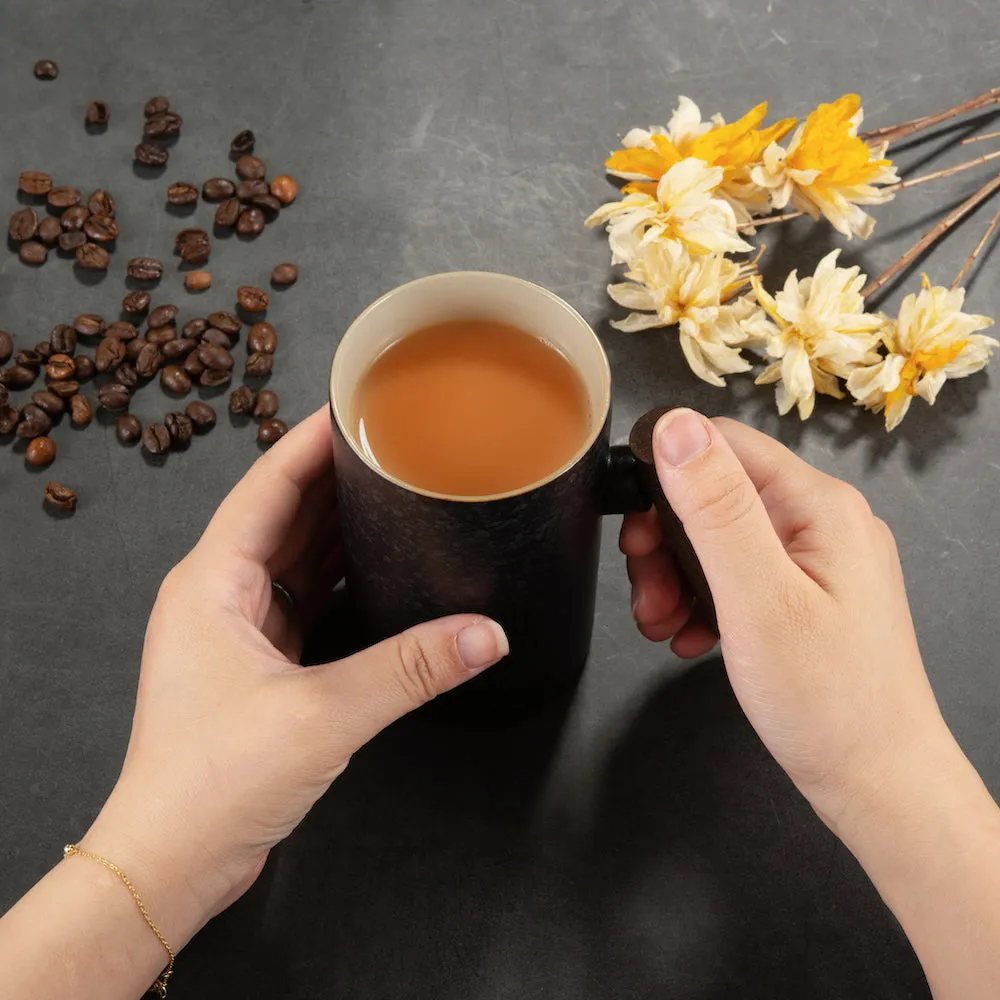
[329,272,713,703]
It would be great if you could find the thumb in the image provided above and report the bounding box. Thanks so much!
[314,615,509,745]
[652,409,792,611]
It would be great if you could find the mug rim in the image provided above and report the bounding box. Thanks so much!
[329,270,612,503]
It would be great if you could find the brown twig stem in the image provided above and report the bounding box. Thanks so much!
[951,206,1000,289]
[861,172,1000,299]
[860,115,929,141]
[862,87,1000,146]
[961,129,1000,146]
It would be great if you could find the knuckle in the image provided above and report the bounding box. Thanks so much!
[832,482,872,521]
[392,632,444,706]
[692,469,757,533]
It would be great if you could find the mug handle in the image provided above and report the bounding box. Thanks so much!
[602,406,718,635]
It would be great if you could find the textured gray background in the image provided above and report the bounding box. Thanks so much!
[2,1,999,997]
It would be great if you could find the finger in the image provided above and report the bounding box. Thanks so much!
[670,616,720,659]
[619,508,663,557]
[627,548,688,635]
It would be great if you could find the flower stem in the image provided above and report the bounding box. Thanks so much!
[961,129,1000,146]
[952,206,1000,290]
[861,87,1000,146]
[862,172,1000,299]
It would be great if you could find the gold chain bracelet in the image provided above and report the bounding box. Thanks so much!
[63,844,175,998]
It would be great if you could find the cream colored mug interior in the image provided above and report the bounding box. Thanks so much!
[329,271,612,501]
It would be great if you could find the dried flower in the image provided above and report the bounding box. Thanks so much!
[847,278,997,430]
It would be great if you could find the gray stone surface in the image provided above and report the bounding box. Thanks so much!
[1,0,998,996]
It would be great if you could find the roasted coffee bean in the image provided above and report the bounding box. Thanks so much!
[85,100,110,125]
[116,413,142,444]
[183,318,209,339]
[253,389,280,419]
[19,242,48,265]
[98,383,131,412]
[214,197,241,228]
[17,404,53,438]
[135,342,164,378]
[144,95,169,116]
[162,338,196,361]
[167,182,199,206]
[74,355,95,380]
[185,270,212,291]
[48,186,81,209]
[14,349,43,369]
[19,171,52,196]
[0,332,12,364]
[146,326,177,346]
[106,321,139,341]
[200,329,230,348]
[95,337,126,372]
[46,354,75,381]
[231,130,256,155]
[122,291,151,315]
[37,216,61,246]
[229,385,255,414]
[116,362,139,390]
[44,482,77,511]
[10,206,38,240]
[208,311,242,336]
[161,364,192,394]
[251,193,282,215]
[49,380,80,400]
[246,352,274,378]
[202,177,236,200]
[183,352,206,378]
[175,227,210,264]
[200,368,232,388]
[270,175,298,204]
[69,393,93,426]
[32,390,65,417]
[2,365,36,389]
[236,179,269,202]
[0,404,19,434]
[58,230,87,252]
[143,422,171,454]
[88,189,116,217]
[148,304,179,329]
[257,419,288,445]
[127,257,163,281]
[124,338,148,362]
[60,205,88,231]
[0,384,6,407]
[26,436,57,466]
[135,142,168,167]
[76,242,109,270]
[235,155,266,180]
[185,400,216,432]
[49,325,76,354]
[237,286,269,312]
[198,344,234,371]
[165,411,193,448]
[34,60,58,80]
[271,263,298,287]
[144,111,183,138]
[84,215,118,242]
[74,314,105,337]
[236,206,265,236]
[34,342,52,360]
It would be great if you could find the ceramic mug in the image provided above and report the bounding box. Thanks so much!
[329,271,713,700]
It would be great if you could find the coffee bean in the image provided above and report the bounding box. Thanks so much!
[237,286,269,312]
[229,385,255,414]
[124,338,148,363]
[135,342,164,377]
[236,179,269,202]
[175,227,210,264]
[73,314,104,338]
[214,197,241,228]
[46,354,75,381]
[143,422,171,455]
[0,332,12,364]
[144,95,170,116]
[19,241,48,265]
[203,177,236,200]
[146,326,177,346]
[116,413,142,444]
[165,411,193,448]
[235,155,265,180]
[37,217,61,246]
[183,318,209,339]
[270,176,298,205]
[198,344,234,371]
[18,404,53,438]
[48,325,76,355]
[106,322,139,341]
[0,404,19,434]
[44,482,77,511]
[148,304,179,330]
[60,206,88,231]
[2,365,36,389]
[257,419,288,445]
[161,365,192,394]
[48,186,81,209]
[95,337,126,372]
[200,368,231,388]
[58,230,87,252]
[201,329,230,348]
[88,189,116,217]
[231,129,256,154]
[245,352,274,378]
[271,263,298,287]
[127,257,163,281]
[236,207,265,236]
[84,215,118,242]
[14,349,43,369]
[19,171,52,196]
[162,338,196,361]
[253,389,280,419]
[27,437,57,466]
[34,60,58,80]
[167,182,199,206]
[251,193,282,215]
[135,142,168,167]
[74,355,95,380]
[85,100,110,125]
[69,394,93,426]
[208,311,242,336]
[98,383,131,412]
[32,390,65,417]
[49,380,80,400]
[76,242,109,270]
[185,400,216,432]
[184,270,212,291]
[10,208,38,241]
[144,111,183,138]
[183,352,206,378]
[116,362,139,390]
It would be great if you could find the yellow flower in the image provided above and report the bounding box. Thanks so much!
[751,94,899,239]
[744,249,883,419]
[607,240,758,386]
[585,158,753,263]
[847,277,997,430]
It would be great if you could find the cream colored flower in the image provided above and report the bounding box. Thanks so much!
[745,249,883,419]
[586,158,753,263]
[751,94,899,239]
[847,278,997,430]
[607,240,757,386]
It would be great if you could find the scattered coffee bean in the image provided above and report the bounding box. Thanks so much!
[0,404,19,434]
[200,368,231,388]
[236,179,269,202]
[0,332,12,364]
[237,286,269,312]
[148,305,179,330]
[231,130,256,154]
[144,95,169,116]
[162,338,196,361]
[245,352,274,378]
[70,394,93,426]
[146,326,178,345]
[271,263,298,286]
[75,242,109,270]
[270,176,298,205]
[10,208,39,241]
[98,383,131,412]
[49,325,77,354]
[116,413,142,444]
[88,190,116,217]
[32,390,65,417]
[247,322,277,354]
[2,365,36,389]
[19,171,52,196]
[236,206,265,236]
[116,362,139,390]
[165,411,193,448]
[144,111,183,138]
[27,437,57,466]
[58,230,87,252]
[0,387,6,413]
[37,216,62,246]
[48,186,81,209]
[49,380,80,400]
[167,182,199,206]
[74,314,105,338]
[124,338,148,362]
[214,197,241,228]
[85,100,110,126]
[83,215,118,242]
[203,177,236,200]
[33,60,58,80]
[183,318,209,339]
[44,482,77,511]
[161,365,192,394]
[106,321,139,341]
[135,342,164,378]
[95,337,126,372]
[143,422,171,455]
[127,257,164,281]
[176,227,210,264]
[18,404,53,438]
[201,329,230,348]
[135,142,168,167]
[46,354,76,381]
[198,344,234,371]
[185,270,212,291]
[19,241,48,265]
[208,311,242,336]
[36,342,54,362]
[251,193,282,215]
[183,352,206,378]
[257,419,288,445]
[14,349,43,369]
[229,385,255,414]
[121,294,149,320]
[253,389,280,419]
[235,155,266,180]
[185,400,216,432]
[74,355,95,380]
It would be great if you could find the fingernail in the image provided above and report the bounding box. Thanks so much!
[654,409,711,468]
[456,620,510,674]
